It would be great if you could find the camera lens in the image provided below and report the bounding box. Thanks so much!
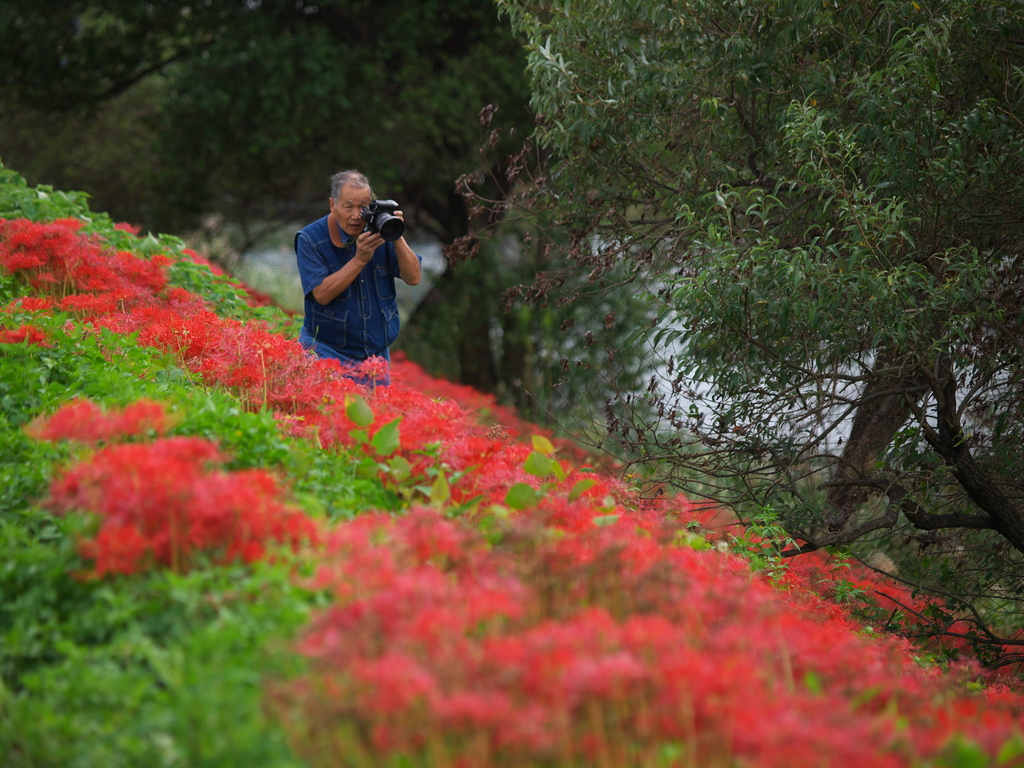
[377,215,404,242]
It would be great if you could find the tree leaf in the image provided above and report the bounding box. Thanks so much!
[430,472,451,505]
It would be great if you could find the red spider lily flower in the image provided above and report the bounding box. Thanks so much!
[351,652,439,716]
[0,219,173,311]
[0,218,83,274]
[25,398,171,444]
[0,323,51,347]
[45,436,318,575]
[4,296,54,312]
[60,293,121,315]
[357,355,391,384]
[78,524,153,576]
[180,247,225,275]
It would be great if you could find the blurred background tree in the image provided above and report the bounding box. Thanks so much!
[0,0,653,427]
[0,0,526,236]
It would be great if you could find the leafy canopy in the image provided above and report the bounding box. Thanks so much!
[0,0,531,234]
[495,0,1024,621]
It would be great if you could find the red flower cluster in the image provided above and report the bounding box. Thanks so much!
[46,435,318,576]
[25,397,171,444]
[4,296,55,312]
[94,305,369,417]
[0,218,170,309]
[780,549,1024,679]
[0,323,50,347]
[6,214,1024,765]
[273,505,1024,768]
[391,351,595,465]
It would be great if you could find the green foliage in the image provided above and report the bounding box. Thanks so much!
[401,204,657,440]
[0,166,98,223]
[0,428,61,527]
[283,436,396,520]
[731,507,797,582]
[497,0,1024,630]
[173,392,292,471]
[2,323,162,414]
[0,555,316,768]
[0,1,532,236]
[505,435,569,510]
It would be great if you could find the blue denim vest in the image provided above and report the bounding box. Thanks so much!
[295,215,413,362]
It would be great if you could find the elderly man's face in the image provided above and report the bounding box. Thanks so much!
[330,184,372,238]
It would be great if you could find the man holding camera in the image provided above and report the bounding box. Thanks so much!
[295,170,422,383]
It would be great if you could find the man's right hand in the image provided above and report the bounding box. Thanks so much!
[354,230,384,263]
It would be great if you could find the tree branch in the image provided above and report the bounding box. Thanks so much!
[90,45,206,105]
[927,354,1024,552]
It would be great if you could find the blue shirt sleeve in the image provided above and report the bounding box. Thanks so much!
[296,230,332,301]
[384,240,421,278]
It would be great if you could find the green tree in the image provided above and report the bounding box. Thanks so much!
[400,206,656,427]
[0,0,530,237]
[495,0,1024,631]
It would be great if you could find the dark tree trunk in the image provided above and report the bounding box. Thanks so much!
[826,364,923,530]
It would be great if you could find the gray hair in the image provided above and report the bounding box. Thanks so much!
[331,170,372,199]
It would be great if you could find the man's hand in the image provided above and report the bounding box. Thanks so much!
[354,230,384,263]
[311,228,383,305]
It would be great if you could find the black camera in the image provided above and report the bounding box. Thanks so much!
[361,199,405,242]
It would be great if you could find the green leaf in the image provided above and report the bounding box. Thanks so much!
[356,457,379,479]
[384,455,411,484]
[568,478,597,501]
[345,396,375,428]
[370,418,401,456]
[430,472,450,505]
[531,435,556,455]
[591,514,620,527]
[505,483,540,510]
[674,531,711,551]
[998,735,1024,765]
[803,671,823,696]
[523,450,554,478]
[938,737,992,768]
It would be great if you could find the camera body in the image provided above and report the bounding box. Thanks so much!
[361,199,405,242]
